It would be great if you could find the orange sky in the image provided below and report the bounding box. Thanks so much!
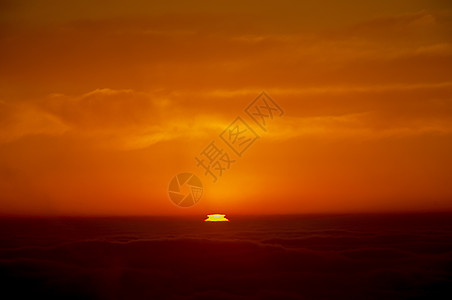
[1,0,452,216]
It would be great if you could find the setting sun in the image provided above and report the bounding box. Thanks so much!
[204,214,230,222]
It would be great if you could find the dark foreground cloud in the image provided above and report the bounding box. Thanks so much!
[0,214,452,299]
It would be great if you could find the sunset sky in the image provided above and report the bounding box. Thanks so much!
[1,0,452,216]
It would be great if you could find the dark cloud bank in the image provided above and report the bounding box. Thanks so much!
[1,214,452,299]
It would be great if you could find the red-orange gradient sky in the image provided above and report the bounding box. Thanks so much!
[1,0,452,216]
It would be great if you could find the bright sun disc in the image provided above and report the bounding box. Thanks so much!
[204,214,229,222]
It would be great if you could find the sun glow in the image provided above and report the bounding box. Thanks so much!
[204,214,229,222]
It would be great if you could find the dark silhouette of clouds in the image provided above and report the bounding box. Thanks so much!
[1,214,452,299]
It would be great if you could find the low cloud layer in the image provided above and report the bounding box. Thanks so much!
[1,215,451,299]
